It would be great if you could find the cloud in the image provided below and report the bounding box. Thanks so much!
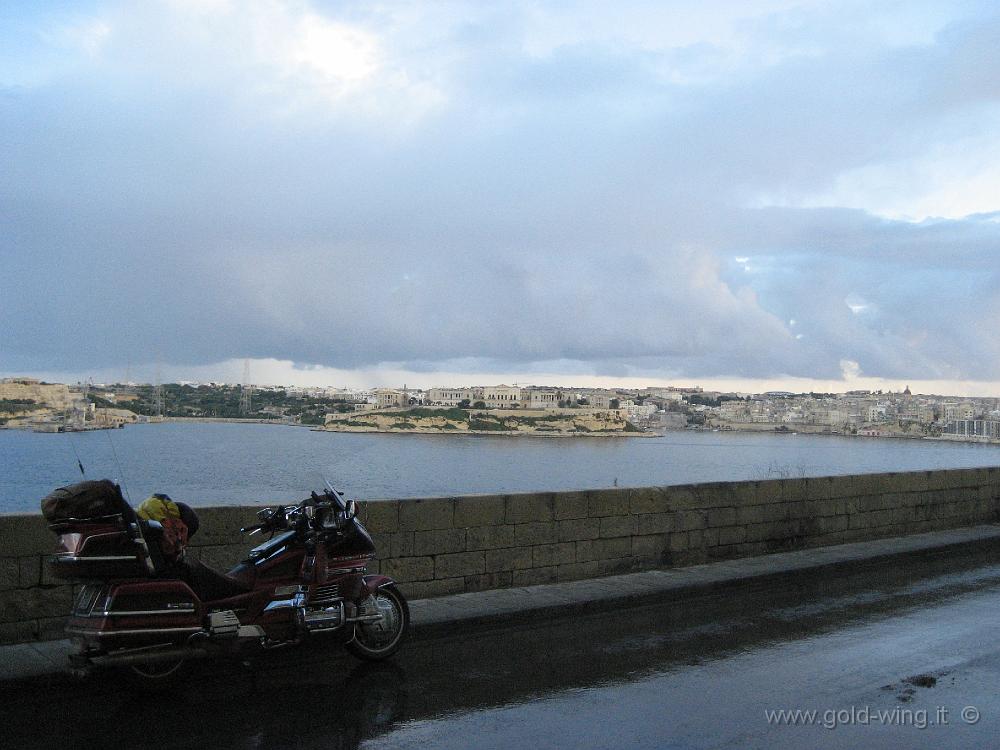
[2,0,1000,388]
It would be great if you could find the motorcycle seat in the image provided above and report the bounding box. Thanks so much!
[182,559,253,602]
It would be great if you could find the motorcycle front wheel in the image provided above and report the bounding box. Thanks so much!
[347,585,409,661]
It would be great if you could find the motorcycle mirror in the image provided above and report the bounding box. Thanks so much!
[345,499,358,520]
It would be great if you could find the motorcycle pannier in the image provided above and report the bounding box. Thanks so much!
[41,480,129,523]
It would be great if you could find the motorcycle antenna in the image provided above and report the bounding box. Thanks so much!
[69,437,86,477]
[105,430,133,504]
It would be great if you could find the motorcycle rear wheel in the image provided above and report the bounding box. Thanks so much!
[128,657,186,683]
[347,585,409,661]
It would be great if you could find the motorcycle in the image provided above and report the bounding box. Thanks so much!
[44,480,409,680]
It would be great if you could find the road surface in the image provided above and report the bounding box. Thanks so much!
[3,542,1000,749]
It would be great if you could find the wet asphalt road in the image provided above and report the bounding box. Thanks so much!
[4,544,1000,750]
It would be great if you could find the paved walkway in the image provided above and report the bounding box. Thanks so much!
[4,524,999,683]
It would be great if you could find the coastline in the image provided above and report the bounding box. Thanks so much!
[313,426,657,437]
[6,415,997,445]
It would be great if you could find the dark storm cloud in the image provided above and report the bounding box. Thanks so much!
[2,1,1000,382]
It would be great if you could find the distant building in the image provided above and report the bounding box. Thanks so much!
[483,385,520,408]
[946,420,1000,440]
[372,388,407,409]
[93,408,140,427]
[426,388,475,406]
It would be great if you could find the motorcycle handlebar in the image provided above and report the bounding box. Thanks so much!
[242,495,357,537]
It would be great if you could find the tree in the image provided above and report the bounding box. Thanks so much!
[609,398,620,409]
[473,401,486,409]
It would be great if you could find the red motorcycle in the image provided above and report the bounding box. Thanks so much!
[44,480,409,681]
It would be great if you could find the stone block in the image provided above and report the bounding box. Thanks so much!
[823,474,858,498]
[370,532,391,554]
[37,616,68,641]
[693,483,739,508]
[464,572,512,591]
[553,492,589,520]
[435,551,486,579]
[576,537,631,562]
[707,507,736,527]
[514,522,558,547]
[687,528,706,549]
[663,486,700,509]
[784,501,809,519]
[717,526,746,546]
[412,529,467,556]
[674,510,708,532]
[802,476,837,501]
[0,620,38,645]
[197,544,246,571]
[632,534,667,559]
[557,517,600,542]
[667,532,689,552]
[555,560,601,582]
[485,546,534,572]
[761,503,791,522]
[361,500,399,532]
[0,586,73,624]
[505,494,554,524]
[752,480,785,505]
[401,578,465,600]
[0,558,18,591]
[399,498,454,531]
[736,505,765,525]
[728,483,757,505]
[532,542,576,567]
[467,525,515,551]
[816,515,848,534]
[708,544,737,561]
[637,513,673,535]
[597,557,639,576]
[804,499,840,517]
[18,556,41,588]
[629,488,669,515]
[587,489,630,517]
[736,542,770,558]
[190,506,258,547]
[779,478,809,503]
[744,523,773,543]
[381,556,434,582]
[0,515,55,558]
[388,532,415,558]
[454,495,506,527]
[599,515,637,538]
[512,566,559,586]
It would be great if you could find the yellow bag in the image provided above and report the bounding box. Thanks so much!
[137,494,181,523]
[137,494,188,560]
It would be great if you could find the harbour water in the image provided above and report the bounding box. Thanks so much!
[2,422,1000,513]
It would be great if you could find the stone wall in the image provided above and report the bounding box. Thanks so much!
[3,467,999,645]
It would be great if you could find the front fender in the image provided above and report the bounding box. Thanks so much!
[362,574,394,597]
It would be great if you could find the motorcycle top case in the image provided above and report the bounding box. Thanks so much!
[41,480,129,523]
[42,480,151,581]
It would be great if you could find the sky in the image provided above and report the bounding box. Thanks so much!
[2,0,1000,394]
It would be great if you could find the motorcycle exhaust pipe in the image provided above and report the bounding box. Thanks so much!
[89,646,208,668]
